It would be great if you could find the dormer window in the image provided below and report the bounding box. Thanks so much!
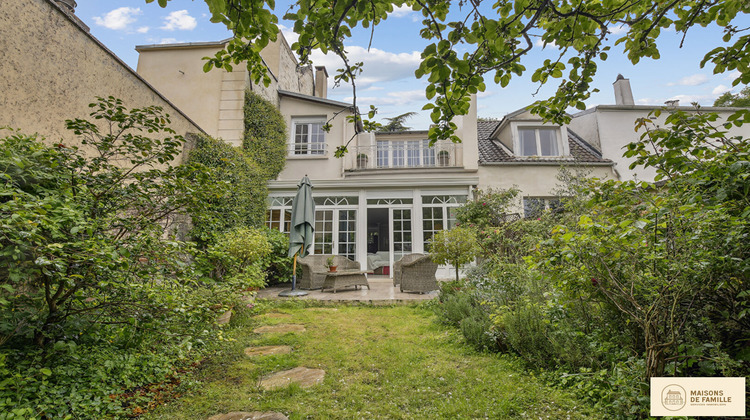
[518,127,560,156]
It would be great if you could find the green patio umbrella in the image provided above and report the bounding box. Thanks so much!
[279,175,315,297]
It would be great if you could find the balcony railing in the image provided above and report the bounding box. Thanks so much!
[348,142,462,170]
[288,142,327,156]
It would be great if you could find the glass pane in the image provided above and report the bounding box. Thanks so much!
[523,198,545,219]
[393,143,404,167]
[519,128,537,156]
[422,140,435,166]
[539,128,558,156]
[407,141,420,167]
[377,141,389,168]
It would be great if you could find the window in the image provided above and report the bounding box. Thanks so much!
[292,118,326,155]
[422,195,466,249]
[376,140,437,168]
[518,127,560,156]
[523,197,562,218]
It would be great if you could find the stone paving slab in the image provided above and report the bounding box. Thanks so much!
[244,345,292,357]
[253,324,306,334]
[217,310,233,325]
[258,276,440,303]
[260,366,325,390]
[208,411,288,420]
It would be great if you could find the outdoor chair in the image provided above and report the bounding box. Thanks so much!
[393,254,438,293]
[298,255,360,289]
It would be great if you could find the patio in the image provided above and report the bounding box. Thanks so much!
[258,275,440,303]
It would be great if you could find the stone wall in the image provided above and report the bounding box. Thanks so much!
[0,0,202,148]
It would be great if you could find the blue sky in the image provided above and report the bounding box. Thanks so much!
[75,1,743,129]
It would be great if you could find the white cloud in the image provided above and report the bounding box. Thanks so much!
[93,7,142,31]
[534,37,557,48]
[609,24,628,35]
[725,70,741,81]
[712,84,731,95]
[348,90,427,108]
[159,38,178,44]
[279,24,299,45]
[136,26,149,34]
[161,10,197,31]
[389,5,414,18]
[667,74,709,86]
[310,46,422,90]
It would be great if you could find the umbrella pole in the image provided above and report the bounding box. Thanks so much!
[279,251,308,297]
[291,252,298,290]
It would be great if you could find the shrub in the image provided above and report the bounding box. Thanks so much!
[260,227,295,284]
[186,134,267,245]
[199,226,272,290]
[242,89,287,179]
[455,187,519,227]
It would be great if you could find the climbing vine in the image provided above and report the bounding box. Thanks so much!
[242,89,287,179]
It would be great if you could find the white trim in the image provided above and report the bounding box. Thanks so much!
[511,121,569,157]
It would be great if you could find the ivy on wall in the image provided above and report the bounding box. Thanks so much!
[186,134,267,245]
[242,89,287,179]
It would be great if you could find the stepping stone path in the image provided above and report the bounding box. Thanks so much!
[263,313,292,319]
[260,366,325,390]
[244,345,292,357]
[253,324,305,334]
[208,411,288,420]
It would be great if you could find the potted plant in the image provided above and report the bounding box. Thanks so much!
[437,150,450,166]
[356,153,369,169]
[326,256,338,272]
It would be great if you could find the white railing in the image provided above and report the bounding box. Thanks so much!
[288,142,327,156]
[349,142,461,170]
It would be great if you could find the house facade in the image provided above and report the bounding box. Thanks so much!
[134,34,750,280]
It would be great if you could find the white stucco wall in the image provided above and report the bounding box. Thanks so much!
[0,0,202,149]
[276,96,357,182]
[571,106,750,182]
[477,164,618,213]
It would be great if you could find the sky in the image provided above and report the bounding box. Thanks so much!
[74,0,744,130]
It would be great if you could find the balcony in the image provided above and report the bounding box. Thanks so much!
[347,141,462,170]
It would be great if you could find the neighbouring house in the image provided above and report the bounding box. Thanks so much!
[0,0,203,150]
[569,75,750,182]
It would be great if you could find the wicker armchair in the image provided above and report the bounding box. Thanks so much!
[394,254,438,293]
[298,255,360,289]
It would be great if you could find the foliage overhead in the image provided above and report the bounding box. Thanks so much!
[147,0,750,144]
[713,85,750,107]
[242,89,287,179]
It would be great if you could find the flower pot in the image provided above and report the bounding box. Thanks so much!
[329,265,338,272]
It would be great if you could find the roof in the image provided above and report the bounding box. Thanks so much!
[135,38,232,51]
[477,120,612,165]
[278,90,354,109]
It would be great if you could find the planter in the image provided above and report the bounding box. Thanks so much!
[328,265,338,272]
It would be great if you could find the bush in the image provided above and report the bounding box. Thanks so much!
[186,134,268,245]
[198,226,272,290]
[429,226,478,282]
[261,227,295,284]
[455,187,519,227]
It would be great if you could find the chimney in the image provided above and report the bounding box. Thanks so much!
[315,66,328,99]
[54,0,77,13]
[613,74,634,105]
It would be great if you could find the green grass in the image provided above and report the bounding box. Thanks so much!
[145,302,600,419]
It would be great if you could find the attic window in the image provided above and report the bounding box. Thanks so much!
[518,127,560,156]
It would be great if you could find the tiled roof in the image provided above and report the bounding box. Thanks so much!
[477,121,611,164]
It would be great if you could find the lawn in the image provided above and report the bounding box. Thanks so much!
[145,302,600,419]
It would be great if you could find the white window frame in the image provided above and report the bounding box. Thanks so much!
[291,117,327,156]
[376,140,437,168]
[512,122,568,157]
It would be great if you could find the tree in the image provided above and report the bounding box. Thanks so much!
[0,97,203,348]
[380,111,417,132]
[429,227,479,282]
[714,86,750,107]
[148,0,750,146]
